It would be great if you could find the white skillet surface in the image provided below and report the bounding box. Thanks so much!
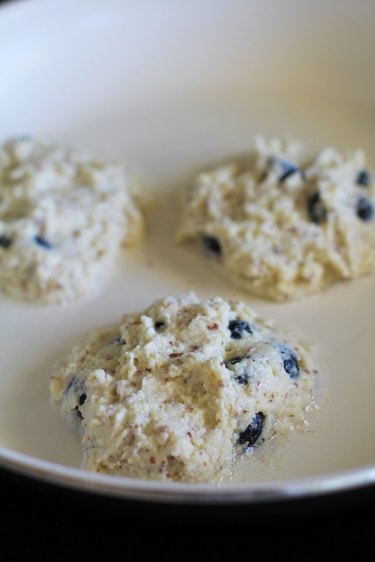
[0,0,375,504]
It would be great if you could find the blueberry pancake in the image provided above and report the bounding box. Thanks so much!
[177,137,375,300]
[0,136,144,303]
[50,293,317,483]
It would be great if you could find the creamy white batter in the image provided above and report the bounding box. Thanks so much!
[50,293,317,483]
[177,137,375,300]
[0,136,144,303]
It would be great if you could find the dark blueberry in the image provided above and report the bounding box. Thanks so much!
[202,235,222,257]
[356,170,372,187]
[74,407,83,420]
[225,355,252,384]
[235,373,250,385]
[74,393,87,420]
[276,344,300,379]
[238,412,265,447]
[307,192,327,224]
[277,159,300,184]
[225,355,248,367]
[65,375,81,395]
[64,375,87,403]
[283,357,299,379]
[112,335,126,345]
[0,235,12,249]
[228,320,252,340]
[356,197,374,222]
[155,321,165,331]
[34,235,53,250]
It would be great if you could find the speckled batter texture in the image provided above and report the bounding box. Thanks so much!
[50,293,317,483]
[0,137,144,303]
[176,137,375,301]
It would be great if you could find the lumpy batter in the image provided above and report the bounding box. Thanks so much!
[176,137,375,301]
[0,136,144,303]
[50,293,317,482]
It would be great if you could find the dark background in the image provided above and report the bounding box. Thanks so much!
[1,464,375,560]
[0,0,374,559]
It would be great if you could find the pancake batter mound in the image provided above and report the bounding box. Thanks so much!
[50,293,317,483]
[0,136,144,303]
[176,137,375,301]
